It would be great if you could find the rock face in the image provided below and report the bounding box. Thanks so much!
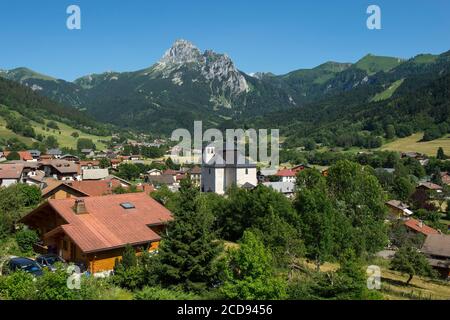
[155,39,249,96]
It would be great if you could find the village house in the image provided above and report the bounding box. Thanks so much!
[28,150,41,160]
[81,149,95,158]
[201,143,257,195]
[403,218,440,237]
[41,180,90,200]
[60,154,80,162]
[79,160,100,170]
[20,193,173,274]
[39,160,81,181]
[275,168,297,183]
[25,170,46,188]
[421,234,450,279]
[417,182,443,193]
[187,166,201,186]
[0,163,25,187]
[263,181,296,198]
[147,169,162,176]
[386,200,414,220]
[46,149,63,159]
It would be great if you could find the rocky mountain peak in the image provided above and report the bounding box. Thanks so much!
[158,39,202,65]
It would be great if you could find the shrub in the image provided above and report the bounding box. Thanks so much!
[15,228,39,253]
[0,271,37,300]
[134,286,199,300]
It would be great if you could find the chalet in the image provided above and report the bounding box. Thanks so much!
[201,143,257,195]
[40,160,81,181]
[403,218,440,237]
[60,154,80,162]
[47,149,63,159]
[421,234,450,279]
[79,160,100,170]
[41,179,90,200]
[417,182,443,193]
[81,149,95,158]
[0,163,25,187]
[110,159,122,169]
[20,193,173,274]
[276,168,297,183]
[28,150,41,160]
[147,175,178,190]
[386,200,413,220]
[263,181,296,198]
[147,169,162,176]
[25,170,46,188]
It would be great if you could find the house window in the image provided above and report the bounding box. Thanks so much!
[208,168,211,175]
[245,168,248,175]
[63,240,68,251]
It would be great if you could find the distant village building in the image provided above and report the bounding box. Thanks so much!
[421,234,450,279]
[47,149,63,159]
[403,218,440,237]
[263,181,296,198]
[275,168,297,183]
[0,163,25,187]
[386,200,413,220]
[201,143,257,195]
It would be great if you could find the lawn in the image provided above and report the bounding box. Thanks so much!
[380,133,450,156]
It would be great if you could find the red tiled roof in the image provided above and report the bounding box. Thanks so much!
[0,163,24,179]
[276,168,296,177]
[404,218,440,236]
[68,180,122,197]
[3,151,33,161]
[44,193,173,253]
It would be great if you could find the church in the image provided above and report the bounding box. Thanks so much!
[201,142,257,195]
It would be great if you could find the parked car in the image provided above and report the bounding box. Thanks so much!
[36,254,66,271]
[3,257,43,277]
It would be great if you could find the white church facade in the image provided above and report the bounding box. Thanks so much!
[201,144,257,195]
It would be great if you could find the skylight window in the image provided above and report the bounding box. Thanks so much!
[120,202,135,209]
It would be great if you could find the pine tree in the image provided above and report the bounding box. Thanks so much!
[157,177,220,292]
[437,147,446,160]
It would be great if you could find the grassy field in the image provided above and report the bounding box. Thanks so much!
[31,119,111,150]
[303,259,450,300]
[371,79,404,102]
[0,116,111,150]
[381,133,450,156]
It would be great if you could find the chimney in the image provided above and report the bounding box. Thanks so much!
[418,220,423,228]
[73,199,88,215]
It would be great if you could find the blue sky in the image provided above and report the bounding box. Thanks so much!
[0,0,449,81]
